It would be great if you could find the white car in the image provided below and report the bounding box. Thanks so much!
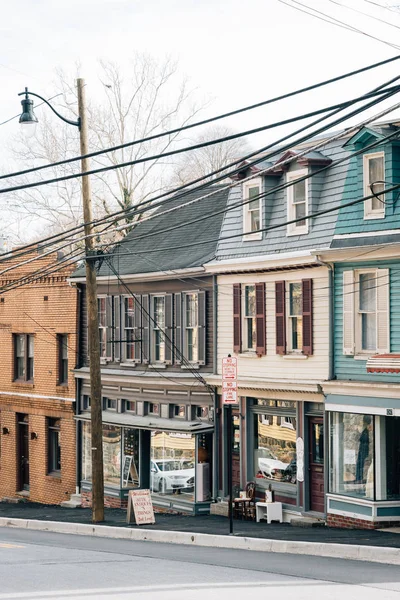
[150,459,195,494]
[257,450,289,480]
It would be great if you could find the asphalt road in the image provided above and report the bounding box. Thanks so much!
[0,528,399,599]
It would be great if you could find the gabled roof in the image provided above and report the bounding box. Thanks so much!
[72,186,230,278]
[343,126,386,149]
[273,149,332,172]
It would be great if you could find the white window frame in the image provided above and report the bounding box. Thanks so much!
[287,169,309,236]
[97,295,108,359]
[355,269,378,355]
[363,152,385,220]
[122,295,135,363]
[242,284,256,352]
[286,281,303,353]
[184,292,199,363]
[152,295,166,363]
[243,178,262,241]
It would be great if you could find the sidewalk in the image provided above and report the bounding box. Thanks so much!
[0,501,399,548]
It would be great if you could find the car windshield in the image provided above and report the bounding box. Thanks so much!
[156,461,182,471]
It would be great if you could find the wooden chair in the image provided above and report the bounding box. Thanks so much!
[232,481,256,520]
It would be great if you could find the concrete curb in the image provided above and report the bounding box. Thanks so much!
[0,517,399,565]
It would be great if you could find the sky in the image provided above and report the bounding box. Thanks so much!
[1,0,400,240]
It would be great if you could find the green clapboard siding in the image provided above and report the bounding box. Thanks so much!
[335,143,400,236]
[334,260,400,382]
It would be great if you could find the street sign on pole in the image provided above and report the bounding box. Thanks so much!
[222,381,237,404]
[222,354,237,535]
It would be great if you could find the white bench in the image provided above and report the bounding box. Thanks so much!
[255,501,283,523]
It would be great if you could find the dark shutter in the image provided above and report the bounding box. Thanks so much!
[141,294,150,364]
[164,293,173,364]
[198,290,206,365]
[302,279,313,356]
[174,293,182,364]
[105,296,113,359]
[255,282,266,356]
[113,296,121,362]
[133,295,142,363]
[233,284,242,354]
[275,281,286,355]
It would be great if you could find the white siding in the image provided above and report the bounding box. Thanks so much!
[217,266,330,381]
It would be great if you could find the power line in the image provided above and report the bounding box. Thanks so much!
[363,0,400,15]
[279,0,400,50]
[328,0,400,31]
[3,53,400,181]
[1,72,399,269]
[2,85,399,198]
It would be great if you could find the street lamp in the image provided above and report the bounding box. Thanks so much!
[18,80,105,523]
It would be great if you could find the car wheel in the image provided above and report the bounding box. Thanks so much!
[159,478,167,494]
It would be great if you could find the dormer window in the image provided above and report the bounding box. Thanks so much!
[364,152,385,219]
[243,178,262,240]
[287,170,308,236]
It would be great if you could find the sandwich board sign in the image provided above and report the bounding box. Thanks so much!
[126,489,155,525]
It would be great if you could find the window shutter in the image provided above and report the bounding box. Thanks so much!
[174,293,182,364]
[198,290,206,365]
[302,279,313,356]
[113,296,121,362]
[141,294,150,364]
[164,293,173,364]
[275,281,286,355]
[376,268,390,354]
[105,296,113,360]
[233,284,242,353]
[343,271,355,355]
[133,295,142,363]
[255,282,266,355]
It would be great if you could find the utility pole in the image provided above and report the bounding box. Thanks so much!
[77,78,105,523]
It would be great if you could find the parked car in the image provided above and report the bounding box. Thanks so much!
[150,459,195,494]
[257,449,289,480]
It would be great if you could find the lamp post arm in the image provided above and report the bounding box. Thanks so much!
[18,88,80,129]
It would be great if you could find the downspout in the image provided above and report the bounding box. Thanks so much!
[213,274,218,375]
[315,256,334,381]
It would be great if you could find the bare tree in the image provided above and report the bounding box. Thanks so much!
[5,53,204,243]
[170,125,250,186]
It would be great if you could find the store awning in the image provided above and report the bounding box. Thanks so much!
[75,411,213,433]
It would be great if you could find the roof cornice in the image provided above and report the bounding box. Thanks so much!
[68,266,206,285]
[205,249,329,274]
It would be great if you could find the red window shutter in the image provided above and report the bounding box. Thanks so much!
[233,284,241,353]
[255,282,266,355]
[275,281,286,355]
[302,279,313,356]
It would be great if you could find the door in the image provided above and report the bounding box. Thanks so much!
[309,418,324,513]
[18,414,29,491]
[232,411,241,492]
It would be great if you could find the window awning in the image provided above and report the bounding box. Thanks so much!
[76,411,213,433]
[366,354,400,374]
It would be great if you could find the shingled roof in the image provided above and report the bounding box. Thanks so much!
[73,185,230,278]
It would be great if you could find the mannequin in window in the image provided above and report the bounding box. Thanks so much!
[356,416,372,484]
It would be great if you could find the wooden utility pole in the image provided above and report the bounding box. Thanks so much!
[77,78,105,523]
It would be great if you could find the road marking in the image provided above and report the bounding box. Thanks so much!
[0,543,25,549]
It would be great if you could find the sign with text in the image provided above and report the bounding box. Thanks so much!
[222,381,237,404]
[222,356,237,380]
[126,489,155,526]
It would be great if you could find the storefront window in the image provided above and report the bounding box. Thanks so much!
[329,413,374,500]
[81,422,121,487]
[122,429,140,488]
[254,413,297,486]
[150,430,195,500]
[386,416,400,500]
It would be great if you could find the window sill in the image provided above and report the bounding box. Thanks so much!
[364,213,385,220]
[181,363,200,369]
[238,352,258,359]
[286,228,308,237]
[12,381,34,387]
[354,354,373,361]
[148,362,167,369]
[120,362,137,368]
[46,472,61,480]
[282,354,308,360]
[56,384,69,390]
[243,233,262,242]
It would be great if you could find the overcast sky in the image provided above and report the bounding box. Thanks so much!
[1,0,400,238]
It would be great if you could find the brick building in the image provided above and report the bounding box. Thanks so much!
[0,247,78,505]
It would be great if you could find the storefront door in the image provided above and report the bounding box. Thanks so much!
[17,414,29,491]
[309,418,324,513]
[232,411,241,491]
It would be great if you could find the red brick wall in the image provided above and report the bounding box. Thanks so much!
[0,248,78,504]
[327,513,400,529]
